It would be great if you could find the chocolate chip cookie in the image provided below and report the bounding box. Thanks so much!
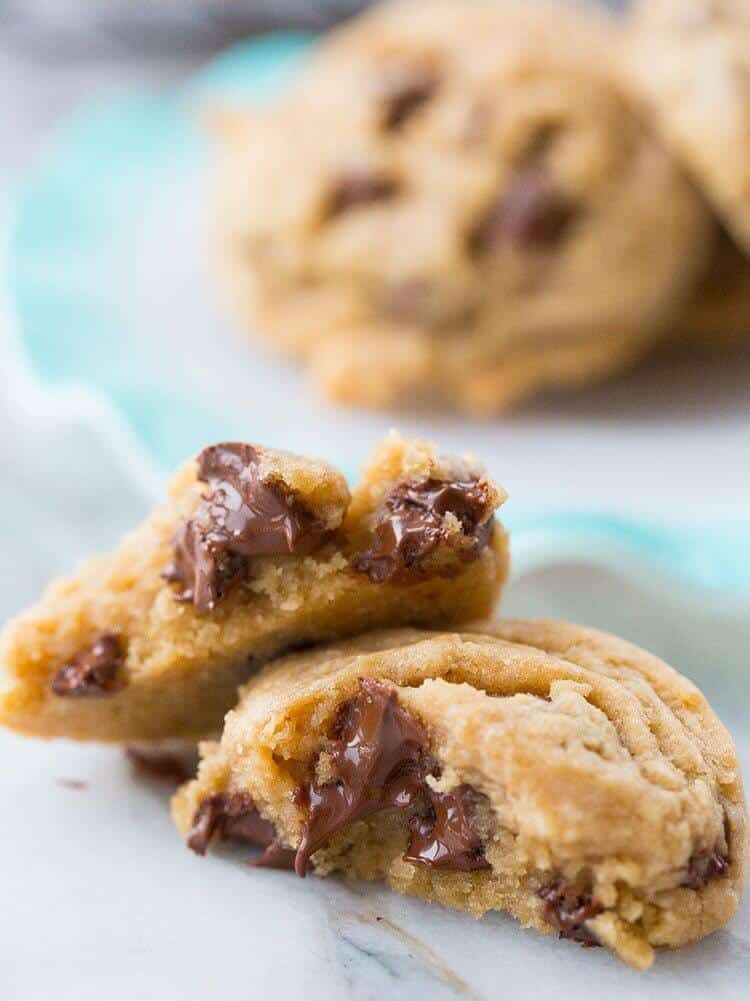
[625,0,750,349]
[173,620,747,970]
[627,0,750,255]
[215,0,710,413]
[0,434,507,741]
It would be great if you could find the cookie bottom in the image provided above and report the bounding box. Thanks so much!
[221,242,656,414]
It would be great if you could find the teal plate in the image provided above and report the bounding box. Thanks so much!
[6,33,750,604]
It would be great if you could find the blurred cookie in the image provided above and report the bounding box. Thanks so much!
[215,0,711,414]
[173,619,747,969]
[627,0,750,254]
[0,433,507,741]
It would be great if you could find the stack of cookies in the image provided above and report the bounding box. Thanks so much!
[1,432,746,969]
[212,0,750,413]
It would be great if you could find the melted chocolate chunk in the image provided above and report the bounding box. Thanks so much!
[188,791,293,868]
[295,679,430,876]
[470,168,577,253]
[165,443,326,613]
[125,747,193,786]
[327,169,399,217]
[538,881,603,947]
[683,849,730,890]
[251,842,297,871]
[377,65,437,131]
[404,785,490,871]
[352,477,493,584]
[51,634,123,698]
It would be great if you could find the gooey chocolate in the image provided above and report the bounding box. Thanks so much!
[376,64,438,131]
[470,168,577,253]
[404,785,490,871]
[164,443,327,613]
[537,881,603,947]
[683,848,730,890]
[327,169,399,217]
[294,679,489,876]
[352,477,494,584]
[188,791,294,870]
[51,633,124,698]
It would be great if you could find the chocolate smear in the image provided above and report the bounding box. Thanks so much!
[404,784,490,871]
[538,881,603,947]
[683,849,730,890]
[352,477,494,584]
[295,679,430,876]
[165,443,326,613]
[327,168,399,217]
[51,633,123,698]
[125,746,193,786]
[377,64,437,131]
[188,791,294,869]
[470,168,577,253]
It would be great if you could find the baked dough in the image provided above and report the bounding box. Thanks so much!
[173,619,747,969]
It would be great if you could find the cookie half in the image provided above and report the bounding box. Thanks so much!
[215,0,710,414]
[173,620,747,970]
[0,434,507,741]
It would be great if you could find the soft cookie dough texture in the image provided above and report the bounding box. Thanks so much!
[0,434,507,741]
[216,0,710,413]
[173,620,747,970]
[626,0,750,348]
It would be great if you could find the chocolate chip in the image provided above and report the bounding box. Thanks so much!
[295,679,430,876]
[188,791,293,868]
[683,849,730,890]
[125,746,194,786]
[352,477,494,584]
[327,169,399,217]
[165,443,327,613]
[470,168,577,253]
[381,278,434,324]
[538,881,603,947]
[187,795,226,855]
[404,784,489,871]
[377,65,437,131]
[51,634,123,698]
[251,842,297,871]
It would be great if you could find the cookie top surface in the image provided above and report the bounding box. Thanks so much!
[217,0,710,412]
[174,618,746,969]
[627,0,750,253]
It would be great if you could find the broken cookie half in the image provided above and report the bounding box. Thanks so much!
[0,434,507,742]
[173,620,747,970]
